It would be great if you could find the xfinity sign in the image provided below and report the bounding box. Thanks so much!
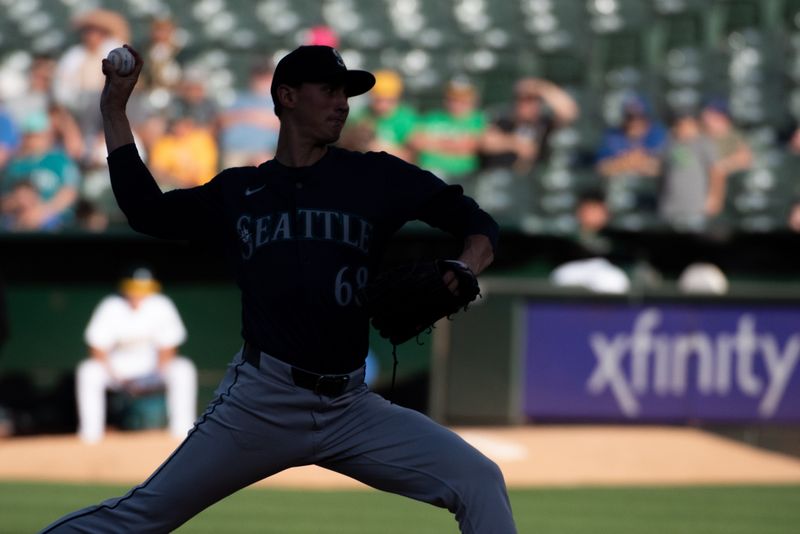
[524,303,800,422]
[586,309,799,417]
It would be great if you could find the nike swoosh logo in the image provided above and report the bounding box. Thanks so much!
[245,185,266,196]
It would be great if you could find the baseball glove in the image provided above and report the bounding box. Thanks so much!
[358,259,480,345]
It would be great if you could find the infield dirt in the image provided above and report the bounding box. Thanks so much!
[2,426,800,488]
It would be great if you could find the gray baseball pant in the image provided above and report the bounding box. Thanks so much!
[41,348,517,533]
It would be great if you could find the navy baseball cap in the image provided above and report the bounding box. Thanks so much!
[621,92,651,118]
[270,45,375,100]
[703,97,730,116]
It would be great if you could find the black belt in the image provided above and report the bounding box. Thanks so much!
[242,343,351,398]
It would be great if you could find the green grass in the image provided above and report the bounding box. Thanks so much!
[3,482,799,534]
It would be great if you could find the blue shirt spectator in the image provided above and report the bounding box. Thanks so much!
[218,60,280,168]
[0,112,80,230]
[0,107,21,169]
[596,93,667,178]
[596,124,668,161]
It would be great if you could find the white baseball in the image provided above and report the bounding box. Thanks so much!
[107,47,135,76]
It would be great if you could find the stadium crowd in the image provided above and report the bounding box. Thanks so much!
[1,8,799,235]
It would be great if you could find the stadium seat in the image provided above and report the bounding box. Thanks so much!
[785,0,800,31]
[713,0,763,35]
[538,50,589,88]
[525,161,610,234]
[659,47,705,115]
[603,173,661,231]
[586,0,650,34]
[588,28,660,112]
[471,168,533,226]
[724,161,795,232]
[656,9,707,55]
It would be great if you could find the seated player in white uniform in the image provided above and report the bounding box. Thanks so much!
[75,267,197,443]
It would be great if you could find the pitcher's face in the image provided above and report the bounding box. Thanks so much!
[292,82,350,144]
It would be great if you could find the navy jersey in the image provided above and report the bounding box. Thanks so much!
[108,144,498,374]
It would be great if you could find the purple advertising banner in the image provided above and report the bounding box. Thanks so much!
[524,302,800,422]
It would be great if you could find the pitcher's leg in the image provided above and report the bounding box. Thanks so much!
[42,420,270,533]
[319,393,516,534]
[76,359,111,444]
[163,356,198,438]
[42,360,309,533]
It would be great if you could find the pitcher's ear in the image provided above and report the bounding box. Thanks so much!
[277,84,298,111]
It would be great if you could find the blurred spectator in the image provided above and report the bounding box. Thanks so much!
[10,55,85,161]
[339,69,417,161]
[574,190,612,256]
[140,17,183,93]
[147,68,219,188]
[76,267,197,443]
[787,202,800,232]
[305,25,339,47]
[410,78,486,182]
[54,10,129,103]
[658,110,725,228]
[0,105,20,171]
[480,77,578,173]
[788,126,800,156]
[218,59,280,167]
[48,106,85,163]
[784,126,800,231]
[7,55,52,126]
[131,108,168,156]
[0,112,80,230]
[172,68,219,135]
[576,190,610,235]
[53,9,129,144]
[1,181,58,231]
[700,98,753,176]
[79,130,148,230]
[150,114,218,189]
[74,198,110,232]
[596,93,667,178]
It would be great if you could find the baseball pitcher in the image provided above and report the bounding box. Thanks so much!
[42,45,517,534]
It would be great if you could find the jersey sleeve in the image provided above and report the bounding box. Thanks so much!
[84,296,120,350]
[595,129,621,162]
[151,295,188,349]
[379,153,499,252]
[107,143,225,241]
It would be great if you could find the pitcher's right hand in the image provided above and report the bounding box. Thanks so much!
[100,44,143,115]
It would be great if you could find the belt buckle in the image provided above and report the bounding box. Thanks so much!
[315,374,350,397]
